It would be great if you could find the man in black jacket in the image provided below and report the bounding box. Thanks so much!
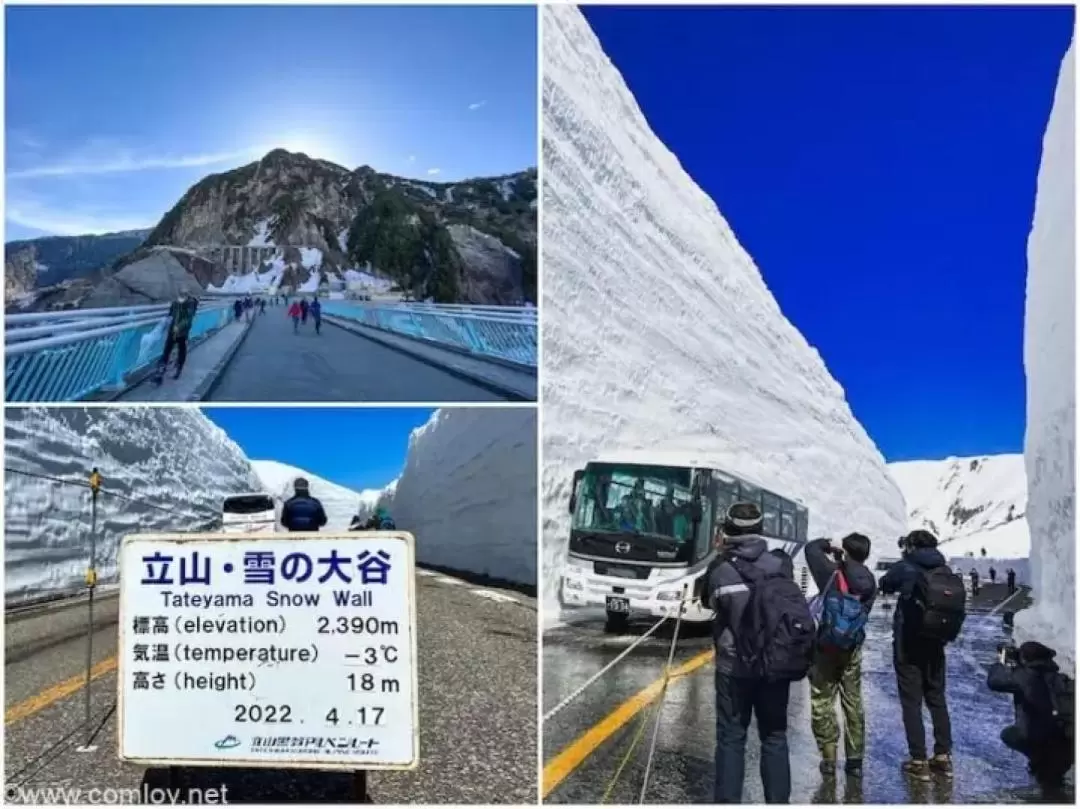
[987,641,1074,789]
[705,502,791,804]
[805,534,877,778]
[879,530,954,781]
[281,478,328,532]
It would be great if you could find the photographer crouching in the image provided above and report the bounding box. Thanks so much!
[987,641,1074,791]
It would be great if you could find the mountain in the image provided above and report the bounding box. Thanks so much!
[1018,41,1074,666]
[250,459,393,531]
[540,6,906,624]
[4,229,151,305]
[3,407,259,604]
[889,455,1028,559]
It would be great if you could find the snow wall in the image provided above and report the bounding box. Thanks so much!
[1018,41,1075,669]
[4,407,259,605]
[541,6,907,626]
[251,460,381,531]
[388,409,537,587]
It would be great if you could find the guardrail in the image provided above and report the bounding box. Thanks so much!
[5,301,234,402]
[321,302,537,368]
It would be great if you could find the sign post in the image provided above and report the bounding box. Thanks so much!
[116,532,420,778]
[76,468,103,753]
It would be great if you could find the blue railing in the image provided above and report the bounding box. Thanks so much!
[321,302,537,368]
[5,302,234,402]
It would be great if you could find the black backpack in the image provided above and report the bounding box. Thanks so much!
[908,565,966,643]
[730,557,816,682]
[1047,671,1075,740]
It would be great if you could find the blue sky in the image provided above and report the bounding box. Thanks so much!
[585,5,1074,462]
[5,5,537,241]
[202,407,435,492]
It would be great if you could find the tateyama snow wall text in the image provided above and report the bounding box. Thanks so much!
[540,6,906,624]
[389,408,537,587]
[4,408,259,604]
[1019,41,1075,668]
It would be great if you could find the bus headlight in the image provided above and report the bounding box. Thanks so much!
[563,577,583,591]
[655,590,681,601]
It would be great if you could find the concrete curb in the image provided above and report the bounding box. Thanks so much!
[324,315,536,402]
[194,318,257,401]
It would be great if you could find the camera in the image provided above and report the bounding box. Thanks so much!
[997,643,1019,665]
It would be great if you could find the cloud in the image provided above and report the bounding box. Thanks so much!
[407,155,416,163]
[426,168,441,176]
[468,100,487,111]
[5,199,153,237]
[8,146,261,180]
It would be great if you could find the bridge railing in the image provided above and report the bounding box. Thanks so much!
[321,302,537,368]
[5,301,234,402]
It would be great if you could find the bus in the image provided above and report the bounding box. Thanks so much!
[558,450,810,632]
[221,492,282,534]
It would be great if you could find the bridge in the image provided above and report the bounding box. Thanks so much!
[5,300,537,402]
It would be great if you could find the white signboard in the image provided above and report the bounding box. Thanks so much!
[117,532,418,771]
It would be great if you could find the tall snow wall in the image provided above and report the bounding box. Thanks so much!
[390,408,537,587]
[4,407,259,605]
[1018,41,1075,669]
[541,6,907,625]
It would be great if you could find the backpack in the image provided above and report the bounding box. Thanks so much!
[1046,671,1075,740]
[379,517,396,529]
[730,556,816,682]
[817,569,868,652]
[908,565,966,643]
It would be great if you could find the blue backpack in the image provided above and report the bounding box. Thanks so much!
[379,517,396,529]
[818,570,868,652]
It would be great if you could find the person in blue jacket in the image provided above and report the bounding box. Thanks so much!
[281,478,328,532]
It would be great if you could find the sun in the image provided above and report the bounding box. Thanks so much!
[275,134,339,163]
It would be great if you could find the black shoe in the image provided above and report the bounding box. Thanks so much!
[845,759,863,778]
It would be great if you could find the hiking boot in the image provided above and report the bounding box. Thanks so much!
[902,759,931,782]
[844,758,863,778]
[820,745,837,775]
[929,754,953,778]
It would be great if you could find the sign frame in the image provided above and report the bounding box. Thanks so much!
[116,531,420,772]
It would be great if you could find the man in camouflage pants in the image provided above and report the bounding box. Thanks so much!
[805,535,877,777]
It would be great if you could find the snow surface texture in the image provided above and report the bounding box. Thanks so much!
[1018,42,1075,668]
[4,408,259,604]
[251,460,391,531]
[540,6,906,626]
[389,409,537,586]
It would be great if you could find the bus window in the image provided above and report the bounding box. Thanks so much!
[738,480,762,510]
[762,492,780,537]
[779,507,795,540]
[222,493,277,533]
[714,479,737,522]
[796,507,808,542]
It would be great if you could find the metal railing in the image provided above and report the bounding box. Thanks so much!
[5,301,234,402]
[322,302,538,368]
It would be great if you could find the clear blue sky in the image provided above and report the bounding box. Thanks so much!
[5,5,537,240]
[201,407,435,492]
[584,5,1074,462]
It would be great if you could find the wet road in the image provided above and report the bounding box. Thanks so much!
[6,571,537,804]
[542,584,1070,804]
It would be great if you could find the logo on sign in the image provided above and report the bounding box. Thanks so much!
[214,735,241,750]
[615,541,631,554]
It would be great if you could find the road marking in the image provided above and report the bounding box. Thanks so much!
[435,576,465,586]
[542,648,714,798]
[471,589,519,604]
[5,656,118,725]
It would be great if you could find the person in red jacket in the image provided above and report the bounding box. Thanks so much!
[288,300,302,333]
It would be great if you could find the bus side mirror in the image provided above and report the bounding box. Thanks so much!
[569,469,583,515]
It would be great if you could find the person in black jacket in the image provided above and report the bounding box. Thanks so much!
[705,502,792,804]
[879,530,954,781]
[281,478,328,532]
[987,641,1074,789]
[805,534,877,778]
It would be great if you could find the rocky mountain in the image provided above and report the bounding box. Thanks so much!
[4,229,151,306]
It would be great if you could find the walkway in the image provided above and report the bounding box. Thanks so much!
[205,308,507,402]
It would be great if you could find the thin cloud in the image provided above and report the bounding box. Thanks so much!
[426,168,441,176]
[5,200,153,237]
[468,100,487,111]
[8,146,261,180]
[407,155,416,163]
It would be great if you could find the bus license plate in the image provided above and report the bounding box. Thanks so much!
[606,596,630,614]
[605,566,637,579]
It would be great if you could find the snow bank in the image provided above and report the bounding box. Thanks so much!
[250,460,373,531]
[391,409,536,586]
[541,6,906,625]
[4,408,259,604]
[1018,41,1075,668]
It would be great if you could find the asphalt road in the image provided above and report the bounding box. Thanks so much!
[205,308,506,402]
[543,583,1069,804]
[5,571,537,804]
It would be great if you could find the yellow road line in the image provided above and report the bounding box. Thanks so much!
[5,655,118,725]
[542,648,714,798]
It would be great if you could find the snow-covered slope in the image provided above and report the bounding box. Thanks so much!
[250,460,379,530]
[4,408,259,604]
[390,409,536,586]
[889,455,1028,558]
[540,6,906,624]
[1018,41,1075,667]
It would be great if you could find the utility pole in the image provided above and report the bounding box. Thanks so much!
[76,468,102,753]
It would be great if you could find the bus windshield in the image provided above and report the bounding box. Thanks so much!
[223,494,275,515]
[573,463,696,543]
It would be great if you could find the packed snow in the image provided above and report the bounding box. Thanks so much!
[248,219,274,247]
[1017,41,1075,668]
[251,460,377,531]
[3,408,259,604]
[540,6,906,626]
[299,247,323,269]
[389,408,537,586]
